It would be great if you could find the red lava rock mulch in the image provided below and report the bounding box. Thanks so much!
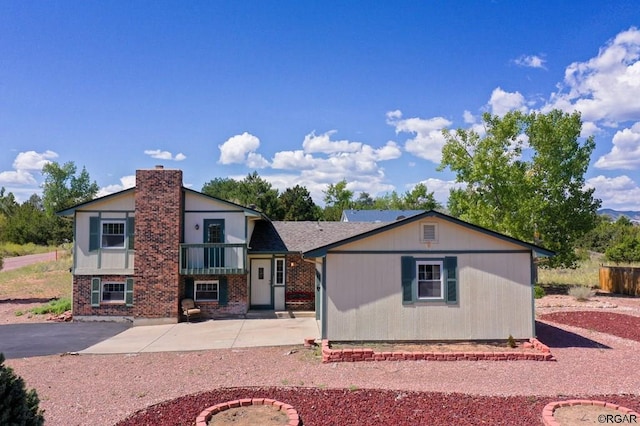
[539,311,640,343]
[115,388,640,426]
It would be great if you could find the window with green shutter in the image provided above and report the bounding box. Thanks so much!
[401,256,458,305]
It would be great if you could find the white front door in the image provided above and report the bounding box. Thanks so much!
[250,258,272,307]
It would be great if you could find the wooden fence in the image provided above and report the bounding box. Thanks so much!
[599,266,640,296]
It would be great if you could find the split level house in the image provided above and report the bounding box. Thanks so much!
[59,166,553,341]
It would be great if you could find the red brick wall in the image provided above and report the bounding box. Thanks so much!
[285,254,316,311]
[73,275,133,317]
[133,167,183,320]
[183,275,247,318]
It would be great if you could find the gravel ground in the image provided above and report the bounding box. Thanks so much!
[4,294,640,425]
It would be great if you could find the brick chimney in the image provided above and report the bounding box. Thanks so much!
[133,167,184,324]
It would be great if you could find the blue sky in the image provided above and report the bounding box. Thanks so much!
[2,1,640,210]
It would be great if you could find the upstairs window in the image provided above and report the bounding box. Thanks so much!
[101,221,126,248]
[90,217,134,251]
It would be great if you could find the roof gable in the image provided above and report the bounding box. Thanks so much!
[304,210,554,258]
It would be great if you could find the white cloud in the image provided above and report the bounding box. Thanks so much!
[271,150,318,170]
[218,132,265,165]
[12,150,58,171]
[546,27,640,124]
[96,175,136,197]
[586,174,640,210]
[514,54,547,69]
[387,110,452,163]
[144,149,187,161]
[0,169,37,185]
[302,130,362,154]
[488,87,527,116]
[463,110,476,124]
[595,122,640,170]
[246,152,269,169]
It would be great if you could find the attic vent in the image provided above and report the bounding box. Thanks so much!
[420,223,437,243]
[396,215,406,221]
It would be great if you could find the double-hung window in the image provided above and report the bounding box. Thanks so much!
[416,260,443,299]
[101,221,126,249]
[195,281,219,301]
[102,282,125,302]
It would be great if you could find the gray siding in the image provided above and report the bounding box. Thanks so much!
[322,217,535,341]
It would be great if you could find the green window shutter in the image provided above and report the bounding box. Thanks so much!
[444,256,458,304]
[218,277,228,306]
[89,217,100,251]
[401,256,415,304]
[127,217,135,250]
[125,278,134,306]
[91,277,101,307]
[184,277,194,299]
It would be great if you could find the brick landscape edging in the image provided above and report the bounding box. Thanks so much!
[541,400,640,426]
[196,398,300,426]
[321,338,555,363]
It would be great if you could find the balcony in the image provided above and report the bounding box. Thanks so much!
[179,243,247,275]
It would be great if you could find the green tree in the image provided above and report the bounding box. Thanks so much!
[201,177,244,203]
[322,179,354,221]
[578,215,635,254]
[353,192,374,209]
[401,183,442,210]
[42,161,99,244]
[202,172,281,218]
[278,185,320,221]
[439,110,601,268]
[0,353,45,425]
[605,233,640,264]
[3,198,52,245]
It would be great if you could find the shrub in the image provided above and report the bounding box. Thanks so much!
[568,285,594,301]
[30,298,71,316]
[507,335,517,348]
[533,285,546,299]
[0,353,45,425]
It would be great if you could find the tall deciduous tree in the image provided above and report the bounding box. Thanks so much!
[439,110,601,268]
[322,179,354,221]
[278,185,320,221]
[42,161,99,244]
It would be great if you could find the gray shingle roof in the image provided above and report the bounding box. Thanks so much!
[249,220,388,253]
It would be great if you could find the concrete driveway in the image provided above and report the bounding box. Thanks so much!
[80,316,321,354]
[0,322,131,359]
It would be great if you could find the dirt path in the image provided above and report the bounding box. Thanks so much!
[1,252,58,271]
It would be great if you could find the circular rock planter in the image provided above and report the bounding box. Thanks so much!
[196,398,300,426]
[542,400,640,426]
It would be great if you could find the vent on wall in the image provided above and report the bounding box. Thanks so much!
[421,223,437,242]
